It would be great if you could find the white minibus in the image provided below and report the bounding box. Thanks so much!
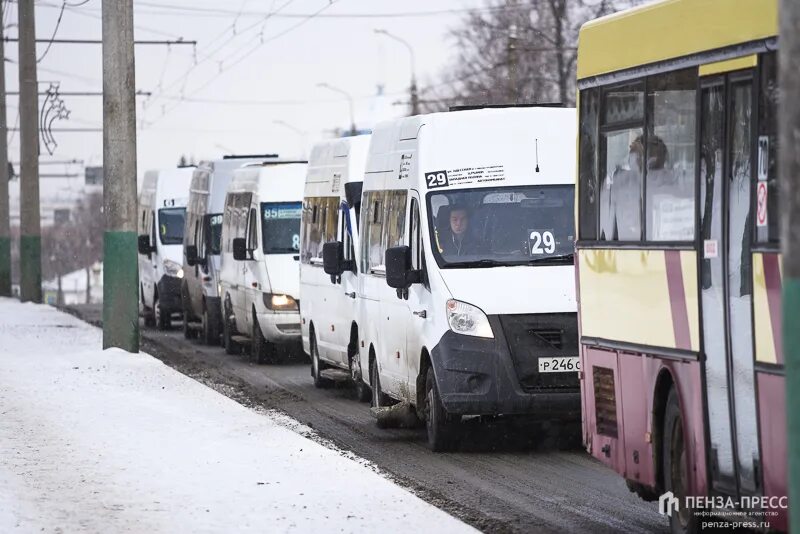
[325,106,580,450]
[219,160,307,363]
[137,166,194,329]
[182,155,278,344]
[298,135,371,397]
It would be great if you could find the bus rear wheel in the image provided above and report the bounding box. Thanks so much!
[663,387,698,534]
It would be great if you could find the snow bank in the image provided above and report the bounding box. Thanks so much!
[0,299,474,533]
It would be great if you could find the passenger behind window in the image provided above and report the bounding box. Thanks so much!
[610,136,644,241]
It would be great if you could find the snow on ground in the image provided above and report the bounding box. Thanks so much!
[0,299,474,533]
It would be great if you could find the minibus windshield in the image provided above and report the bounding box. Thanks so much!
[427,185,575,268]
[158,207,186,245]
[261,202,302,254]
[207,213,223,255]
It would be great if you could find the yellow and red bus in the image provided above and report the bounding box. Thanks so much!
[575,1,786,531]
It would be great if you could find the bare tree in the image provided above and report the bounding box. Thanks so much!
[426,0,640,110]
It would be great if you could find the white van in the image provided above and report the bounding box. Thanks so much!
[298,135,371,397]
[326,107,580,451]
[219,160,307,363]
[182,155,278,344]
[137,166,195,329]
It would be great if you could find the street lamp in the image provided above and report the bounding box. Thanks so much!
[317,82,357,136]
[374,29,419,115]
[273,120,309,158]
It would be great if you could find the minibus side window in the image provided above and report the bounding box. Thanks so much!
[410,198,421,270]
[247,208,258,251]
[362,191,386,273]
[382,190,408,264]
[150,211,156,248]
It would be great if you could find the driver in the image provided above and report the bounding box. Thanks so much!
[441,205,482,256]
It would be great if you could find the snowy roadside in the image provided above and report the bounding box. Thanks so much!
[0,299,475,533]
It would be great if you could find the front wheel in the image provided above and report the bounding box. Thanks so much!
[222,301,240,355]
[155,295,170,331]
[252,315,273,364]
[424,367,460,452]
[663,387,698,534]
[202,305,219,346]
[349,348,371,402]
[310,333,331,388]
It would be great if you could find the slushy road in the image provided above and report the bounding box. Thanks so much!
[66,304,666,534]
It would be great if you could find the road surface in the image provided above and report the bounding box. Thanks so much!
[65,304,667,534]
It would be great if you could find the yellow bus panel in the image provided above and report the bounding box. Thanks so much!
[577,0,777,80]
[752,252,783,364]
[578,248,699,352]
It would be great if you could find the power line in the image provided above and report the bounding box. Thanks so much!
[36,0,65,62]
[5,37,197,45]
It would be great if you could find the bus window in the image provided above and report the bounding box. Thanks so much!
[600,127,643,241]
[579,88,599,240]
[757,51,779,244]
[645,69,697,241]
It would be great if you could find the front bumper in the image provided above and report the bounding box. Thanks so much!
[429,315,580,418]
[256,310,302,344]
[156,275,183,314]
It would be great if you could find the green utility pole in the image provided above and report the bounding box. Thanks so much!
[102,0,139,352]
[780,0,800,530]
[18,0,41,303]
[0,1,11,297]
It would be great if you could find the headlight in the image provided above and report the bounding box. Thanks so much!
[446,299,493,338]
[263,293,298,311]
[163,259,183,278]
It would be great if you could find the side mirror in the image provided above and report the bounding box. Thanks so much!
[323,242,345,276]
[232,238,248,261]
[186,245,199,266]
[386,246,421,289]
[138,235,152,255]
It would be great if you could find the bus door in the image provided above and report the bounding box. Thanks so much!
[698,68,761,497]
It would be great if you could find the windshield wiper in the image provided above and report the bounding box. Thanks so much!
[445,259,507,268]
[525,253,574,264]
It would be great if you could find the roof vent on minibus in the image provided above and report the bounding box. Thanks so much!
[448,103,563,112]
[222,154,280,160]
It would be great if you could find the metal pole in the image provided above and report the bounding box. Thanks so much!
[374,30,418,116]
[18,0,41,303]
[102,0,139,352]
[317,83,356,135]
[0,2,10,297]
[780,0,800,530]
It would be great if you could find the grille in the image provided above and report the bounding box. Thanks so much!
[497,313,579,392]
[593,366,618,438]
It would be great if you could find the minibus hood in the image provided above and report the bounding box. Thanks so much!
[437,265,576,315]
[264,255,300,298]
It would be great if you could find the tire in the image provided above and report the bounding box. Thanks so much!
[222,300,240,355]
[663,387,699,534]
[369,356,391,410]
[142,285,156,327]
[182,312,197,340]
[252,314,273,365]
[202,304,219,346]
[310,333,332,388]
[424,367,459,452]
[155,294,170,331]
[349,341,370,402]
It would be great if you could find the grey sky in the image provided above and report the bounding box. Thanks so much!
[5,0,486,182]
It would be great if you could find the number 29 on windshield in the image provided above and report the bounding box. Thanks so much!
[529,230,556,255]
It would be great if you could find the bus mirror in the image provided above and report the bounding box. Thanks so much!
[323,241,345,277]
[386,246,414,289]
[186,245,199,266]
[232,238,248,261]
[138,235,152,255]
